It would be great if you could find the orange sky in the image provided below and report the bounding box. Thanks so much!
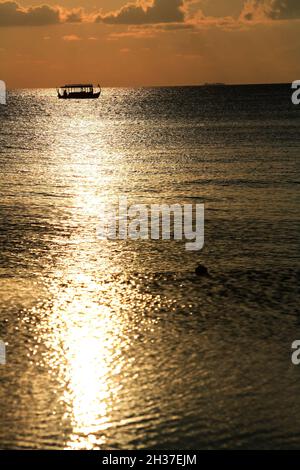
[0,0,300,88]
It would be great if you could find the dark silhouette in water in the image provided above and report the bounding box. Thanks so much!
[195,264,209,277]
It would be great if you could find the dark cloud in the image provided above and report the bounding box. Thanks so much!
[64,10,83,23]
[97,0,185,25]
[241,0,300,21]
[267,0,300,19]
[0,1,60,26]
[159,23,194,30]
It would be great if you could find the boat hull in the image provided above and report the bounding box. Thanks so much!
[58,91,101,100]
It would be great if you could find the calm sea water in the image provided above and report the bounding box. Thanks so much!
[0,85,299,449]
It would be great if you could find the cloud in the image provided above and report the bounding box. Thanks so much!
[107,27,157,40]
[62,34,81,41]
[97,0,186,25]
[0,1,60,26]
[63,9,84,23]
[1,0,299,30]
[158,22,195,30]
[97,0,239,31]
[0,1,85,26]
[0,0,200,29]
[241,0,300,22]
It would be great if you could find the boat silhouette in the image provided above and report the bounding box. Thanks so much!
[57,84,101,99]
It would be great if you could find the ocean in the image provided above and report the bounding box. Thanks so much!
[0,84,299,449]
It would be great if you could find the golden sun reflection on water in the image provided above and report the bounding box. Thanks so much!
[45,269,126,450]
[42,135,128,448]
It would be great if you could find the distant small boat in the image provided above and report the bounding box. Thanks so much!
[203,82,226,87]
[57,84,101,99]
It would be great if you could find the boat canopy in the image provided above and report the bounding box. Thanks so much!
[60,84,93,89]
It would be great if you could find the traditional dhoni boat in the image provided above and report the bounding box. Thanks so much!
[57,84,101,99]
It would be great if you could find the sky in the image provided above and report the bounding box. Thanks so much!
[0,0,300,87]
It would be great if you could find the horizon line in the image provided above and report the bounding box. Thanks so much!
[7,81,293,90]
